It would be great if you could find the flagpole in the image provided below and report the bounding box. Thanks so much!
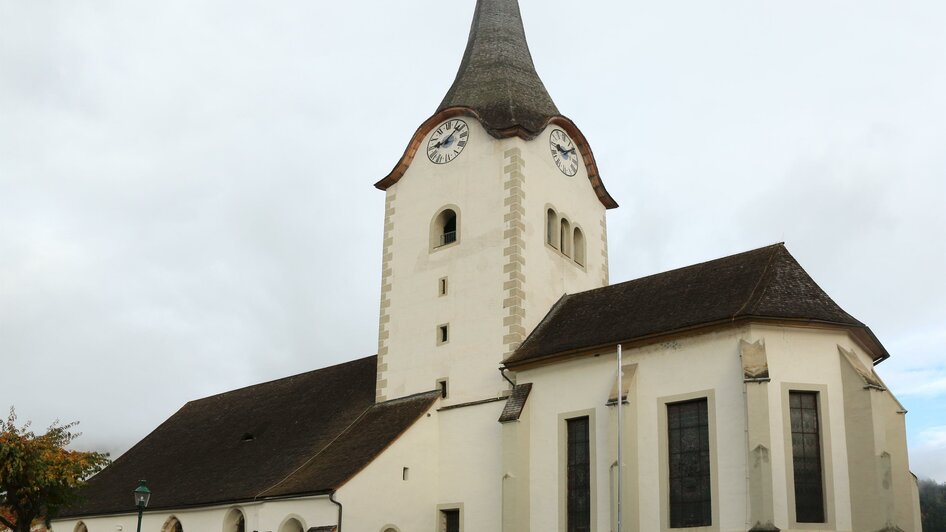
[617,343,623,532]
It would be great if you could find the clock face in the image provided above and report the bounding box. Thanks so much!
[427,119,469,164]
[549,128,579,176]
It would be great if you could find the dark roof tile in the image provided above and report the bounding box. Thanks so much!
[498,383,532,423]
[62,356,437,517]
[505,244,880,366]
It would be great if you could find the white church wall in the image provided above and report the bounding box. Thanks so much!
[756,323,856,531]
[51,495,339,532]
[338,404,440,532]
[517,127,608,334]
[379,117,512,404]
[437,401,505,531]
[338,399,504,532]
[516,326,752,532]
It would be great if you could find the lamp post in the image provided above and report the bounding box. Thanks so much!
[133,480,151,532]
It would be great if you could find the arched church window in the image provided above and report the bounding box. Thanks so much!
[278,517,305,532]
[430,206,460,250]
[560,218,571,257]
[75,523,89,532]
[163,517,184,532]
[573,227,585,266]
[546,208,558,248]
[224,508,246,532]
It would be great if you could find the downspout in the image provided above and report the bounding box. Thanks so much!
[499,367,516,388]
[330,490,343,532]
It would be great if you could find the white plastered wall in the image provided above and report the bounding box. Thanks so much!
[50,495,339,532]
[516,327,752,532]
[338,399,504,532]
[378,117,609,404]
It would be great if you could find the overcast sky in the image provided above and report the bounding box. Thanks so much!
[1,1,944,482]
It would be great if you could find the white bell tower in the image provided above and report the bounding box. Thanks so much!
[373,0,618,404]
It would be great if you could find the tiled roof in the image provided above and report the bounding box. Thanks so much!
[498,383,532,423]
[506,244,886,366]
[61,357,438,517]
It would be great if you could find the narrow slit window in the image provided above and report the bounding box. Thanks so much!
[437,324,449,345]
[560,218,571,257]
[402,466,410,481]
[437,378,448,398]
[790,391,825,523]
[439,277,448,296]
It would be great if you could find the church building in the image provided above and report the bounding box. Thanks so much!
[53,0,922,531]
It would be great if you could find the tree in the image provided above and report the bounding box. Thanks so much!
[919,477,946,532]
[0,408,109,532]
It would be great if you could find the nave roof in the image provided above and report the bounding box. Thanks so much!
[62,356,438,517]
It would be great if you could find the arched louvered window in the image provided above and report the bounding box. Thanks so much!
[560,218,571,257]
[546,208,558,248]
[573,227,585,266]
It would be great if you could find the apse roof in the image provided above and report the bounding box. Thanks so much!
[61,356,439,517]
[506,243,887,367]
[438,0,559,136]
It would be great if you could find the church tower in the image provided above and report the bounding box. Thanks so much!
[374,0,618,404]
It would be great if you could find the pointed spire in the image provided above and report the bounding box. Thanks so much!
[438,0,559,137]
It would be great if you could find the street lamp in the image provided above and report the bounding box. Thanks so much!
[133,480,151,532]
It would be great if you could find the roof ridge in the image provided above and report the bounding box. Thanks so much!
[185,355,376,405]
[731,244,781,320]
[577,243,787,297]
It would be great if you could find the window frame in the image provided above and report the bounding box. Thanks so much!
[436,503,464,532]
[781,383,835,530]
[558,409,597,532]
[657,390,719,532]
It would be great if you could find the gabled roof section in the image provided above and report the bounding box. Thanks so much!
[438,0,558,136]
[61,356,439,517]
[506,243,888,367]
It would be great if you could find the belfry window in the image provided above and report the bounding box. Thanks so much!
[547,208,558,248]
[560,218,572,257]
[573,227,585,266]
[431,207,460,250]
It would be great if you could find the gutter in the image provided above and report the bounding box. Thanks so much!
[330,490,343,532]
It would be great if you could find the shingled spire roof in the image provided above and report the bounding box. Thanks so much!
[437,0,559,136]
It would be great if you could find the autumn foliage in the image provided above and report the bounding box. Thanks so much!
[0,408,109,532]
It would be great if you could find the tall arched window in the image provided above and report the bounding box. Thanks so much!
[430,206,460,250]
[546,208,558,248]
[74,523,89,532]
[224,508,246,532]
[560,218,571,257]
[573,227,585,266]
